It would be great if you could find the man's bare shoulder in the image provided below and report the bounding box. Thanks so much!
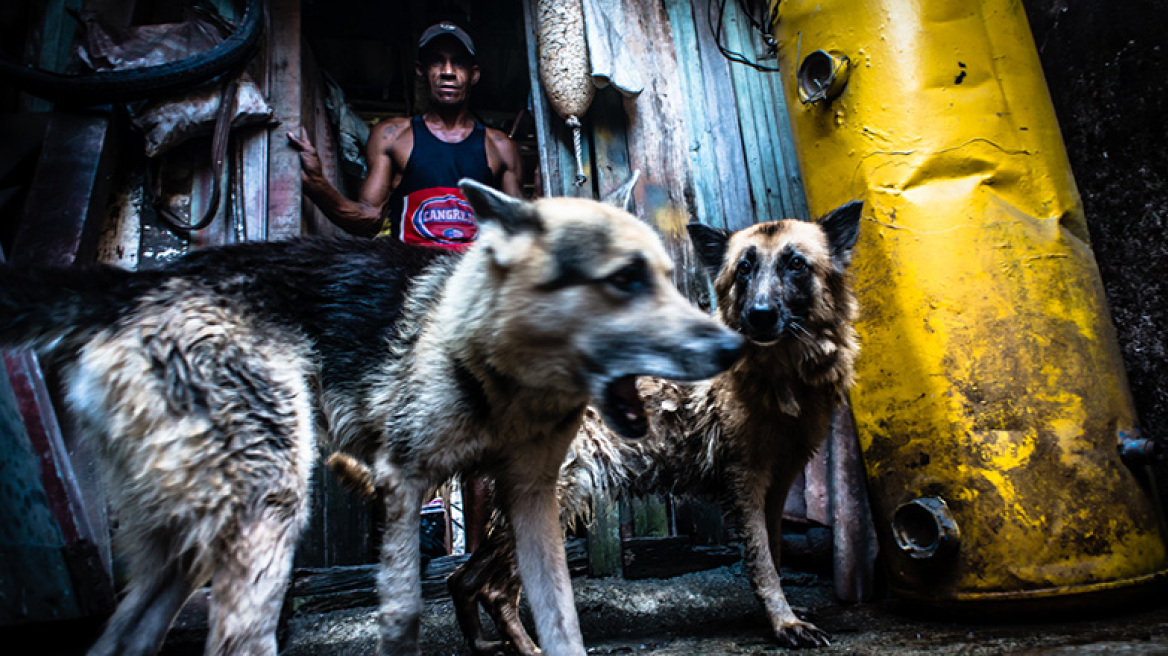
[369,116,414,161]
[371,116,411,140]
[483,126,513,145]
[371,117,413,145]
[484,126,519,156]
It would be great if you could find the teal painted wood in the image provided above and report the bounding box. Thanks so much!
[591,87,633,200]
[664,0,721,227]
[691,0,754,231]
[588,490,623,577]
[722,2,783,222]
[766,69,811,221]
[721,1,811,223]
[0,359,83,624]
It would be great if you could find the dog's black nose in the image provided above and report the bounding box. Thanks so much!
[745,306,779,333]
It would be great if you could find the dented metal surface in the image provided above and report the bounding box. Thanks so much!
[770,0,1168,608]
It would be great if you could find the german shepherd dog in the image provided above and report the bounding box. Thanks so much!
[0,175,743,656]
[440,201,862,654]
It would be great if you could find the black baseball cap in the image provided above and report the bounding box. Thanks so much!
[418,22,476,57]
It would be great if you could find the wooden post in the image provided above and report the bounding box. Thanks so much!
[265,0,305,239]
[687,0,755,231]
[10,108,120,268]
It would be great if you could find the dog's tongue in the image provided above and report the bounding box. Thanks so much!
[606,375,647,438]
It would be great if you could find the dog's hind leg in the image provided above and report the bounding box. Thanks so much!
[448,518,540,656]
[448,526,511,655]
[482,552,539,656]
[87,555,198,656]
[206,500,305,656]
[735,466,830,649]
[502,478,584,656]
[375,463,425,656]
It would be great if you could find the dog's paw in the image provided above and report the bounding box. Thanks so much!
[775,619,831,649]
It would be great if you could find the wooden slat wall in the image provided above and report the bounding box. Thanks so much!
[521,0,875,597]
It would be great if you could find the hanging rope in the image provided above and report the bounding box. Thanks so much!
[566,116,586,186]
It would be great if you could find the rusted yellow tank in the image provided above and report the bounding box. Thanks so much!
[769,0,1168,609]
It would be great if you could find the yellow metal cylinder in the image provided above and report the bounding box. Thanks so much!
[770,0,1168,608]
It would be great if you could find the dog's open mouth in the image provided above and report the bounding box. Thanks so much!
[602,375,648,439]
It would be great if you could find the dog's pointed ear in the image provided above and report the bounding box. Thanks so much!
[460,179,542,235]
[460,178,543,267]
[686,223,732,277]
[601,170,641,213]
[818,200,863,269]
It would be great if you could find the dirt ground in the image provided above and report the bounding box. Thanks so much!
[258,564,1168,656]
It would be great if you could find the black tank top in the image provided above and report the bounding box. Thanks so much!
[383,115,494,251]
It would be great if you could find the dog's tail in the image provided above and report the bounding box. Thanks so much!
[326,452,379,500]
[0,264,154,351]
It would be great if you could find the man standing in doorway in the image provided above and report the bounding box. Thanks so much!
[288,21,523,250]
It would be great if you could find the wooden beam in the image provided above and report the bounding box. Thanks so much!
[2,351,115,618]
[691,0,753,231]
[10,108,121,267]
[664,0,723,227]
[287,538,588,613]
[621,535,740,580]
[266,0,305,239]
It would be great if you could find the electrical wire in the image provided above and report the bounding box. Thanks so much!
[707,0,782,72]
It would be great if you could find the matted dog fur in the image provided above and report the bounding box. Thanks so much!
[438,201,863,654]
[0,175,743,656]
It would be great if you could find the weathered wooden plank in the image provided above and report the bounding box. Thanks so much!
[96,167,143,268]
[287,538,588,613]
[723,2,785,221]
[588,492,622,577]
[590,87,632,199]
[0,354,86,625]
[764,68,810,220]
[718,7,769,220]
[625,495,670,539]
[10,109,121,267]
[672,495,725,546]
[664,0,721,227]
[296,463,378,568]
[233,0,272,243]
[266,0,305,238]
[300,44,342,237]
[617,2,693,217]
[693,0,753,231]
[621,535,740,580]
[188,139,228,250]
[2,351,115,619]
[522,0,561,197]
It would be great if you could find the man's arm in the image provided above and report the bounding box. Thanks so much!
[288,120,406,236]
[486,128,524,198]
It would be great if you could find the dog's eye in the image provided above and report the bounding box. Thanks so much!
[736,259,752,279]
[605,260,650,296]
[788,255,807,272]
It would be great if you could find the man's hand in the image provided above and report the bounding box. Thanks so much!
[287,127,325,183]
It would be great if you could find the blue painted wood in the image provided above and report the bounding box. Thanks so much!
[0,356,85,625]
[664,0,722,227]
[691,0,754,231]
